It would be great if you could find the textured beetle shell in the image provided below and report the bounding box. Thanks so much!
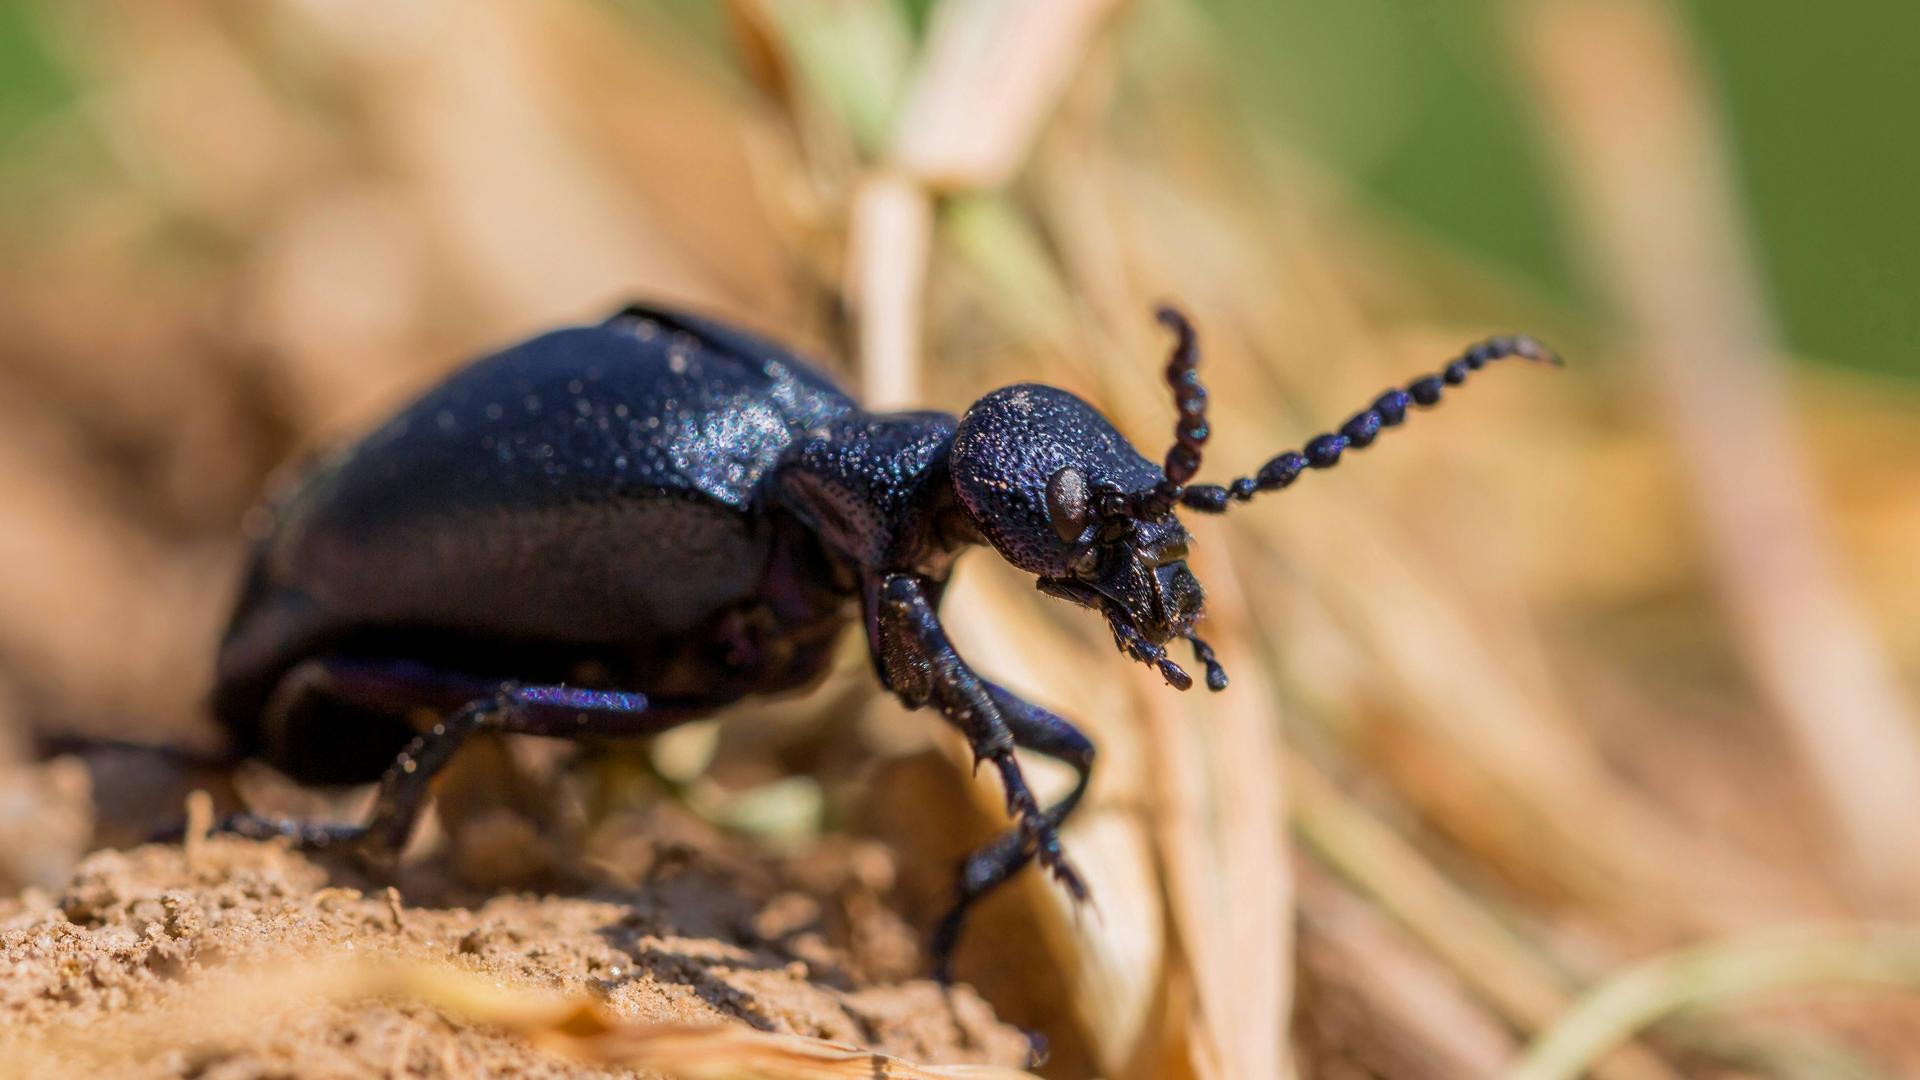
[215,307,859,754]
[951,384,1163,577]
[779,411,959,571]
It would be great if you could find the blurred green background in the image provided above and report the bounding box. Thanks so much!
[1203,0,1920,382]
[10,1,1901,376]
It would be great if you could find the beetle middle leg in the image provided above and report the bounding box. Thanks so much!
[870,574,1097,978]
[214,657,699,860]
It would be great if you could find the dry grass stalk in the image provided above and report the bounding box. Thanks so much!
[892,0,1130,191]
[1294,861,1516,1078]
[847,171,934,407]
[1282,491,1801,926]
[1513,0,1920,903]
[866,0,1127,395]
[1136,544,1292,1080]
[1512,924,1920,1080]
[1288,753,1684,1080]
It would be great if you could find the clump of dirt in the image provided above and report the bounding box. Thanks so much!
[0,830,1031,1077]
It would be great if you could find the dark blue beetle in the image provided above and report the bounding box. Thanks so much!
[211,301,1555,978]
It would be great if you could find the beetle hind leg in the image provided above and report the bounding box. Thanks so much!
[206,658,694,862]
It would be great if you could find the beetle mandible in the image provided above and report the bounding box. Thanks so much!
[209,301,1557,978]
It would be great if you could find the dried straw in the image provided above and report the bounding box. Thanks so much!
[1513,924,1920,1080]
[1512,0,1920,904]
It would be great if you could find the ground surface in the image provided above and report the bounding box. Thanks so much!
[0,754,1031,1079]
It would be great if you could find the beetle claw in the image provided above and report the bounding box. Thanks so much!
[1022,815,1088,902]
[1042,849,1089,902]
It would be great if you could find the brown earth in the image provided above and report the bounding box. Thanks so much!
[0,753,1034,1079]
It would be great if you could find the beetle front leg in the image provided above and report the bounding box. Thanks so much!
[870,574,1096,979]
[928,681,1094,982]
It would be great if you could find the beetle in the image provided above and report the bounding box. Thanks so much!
[209,301,1556,979]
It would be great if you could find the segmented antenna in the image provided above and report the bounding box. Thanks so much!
[1136,304,1210,517]
[1177,334,1562,514]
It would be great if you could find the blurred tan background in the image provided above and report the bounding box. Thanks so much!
[3,1,1918,1077]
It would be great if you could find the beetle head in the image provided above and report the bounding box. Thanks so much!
[950,381,1219,690]
[949,303,1558,693]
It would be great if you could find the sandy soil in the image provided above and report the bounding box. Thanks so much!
[0,754,1033,1078]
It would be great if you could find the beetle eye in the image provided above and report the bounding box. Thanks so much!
[1046,467,1090,543]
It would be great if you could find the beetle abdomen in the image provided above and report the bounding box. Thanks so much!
[214,306,860,755]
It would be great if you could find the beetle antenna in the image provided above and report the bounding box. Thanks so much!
[1176,334,1562,514]
[1136,304,1209,518]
